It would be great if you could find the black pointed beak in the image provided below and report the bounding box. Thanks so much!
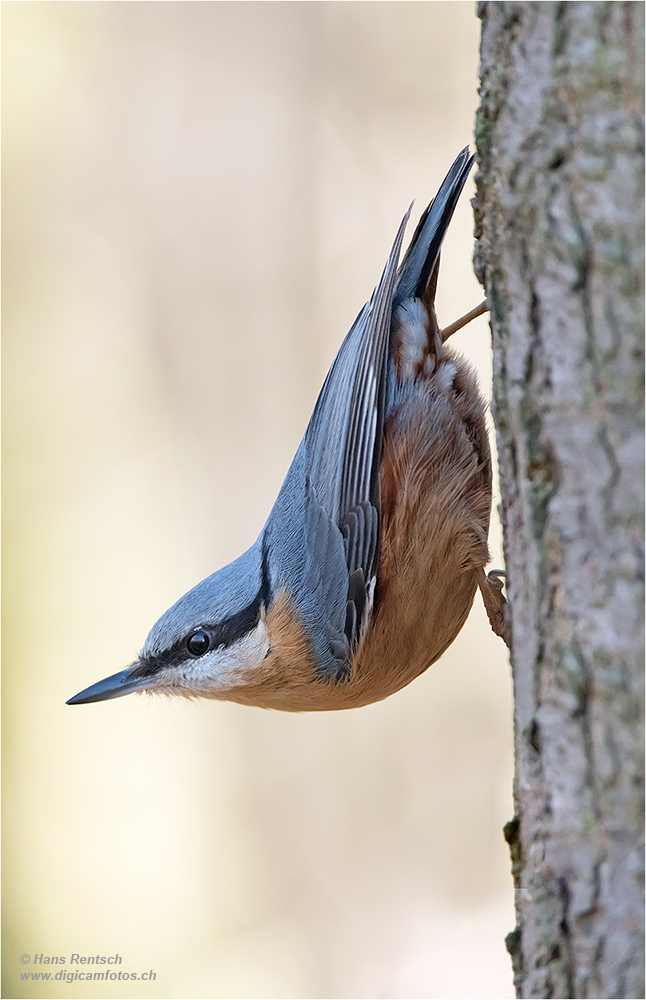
[66,666,148,705]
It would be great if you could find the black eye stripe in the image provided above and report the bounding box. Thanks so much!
[206,593,264,650]
[134,580,269,679]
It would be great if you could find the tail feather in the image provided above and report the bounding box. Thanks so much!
[393,147,475,312]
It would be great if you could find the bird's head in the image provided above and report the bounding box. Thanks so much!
[67,544,269,705]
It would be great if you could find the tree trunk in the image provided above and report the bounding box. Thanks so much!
[473,3,644,998]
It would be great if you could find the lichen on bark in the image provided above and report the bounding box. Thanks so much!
[474,3,644,997]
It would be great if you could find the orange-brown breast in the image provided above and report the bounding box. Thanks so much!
[346,354,492,706]
[329,349,492,709]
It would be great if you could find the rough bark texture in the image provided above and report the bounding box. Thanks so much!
[473,3,644,998]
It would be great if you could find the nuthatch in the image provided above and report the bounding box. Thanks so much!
[68,148,506,712]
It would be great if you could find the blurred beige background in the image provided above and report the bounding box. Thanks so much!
[3,3,514,998]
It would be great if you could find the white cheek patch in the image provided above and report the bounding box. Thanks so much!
[164,619,270,693]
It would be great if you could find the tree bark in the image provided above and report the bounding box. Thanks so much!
[473,3,644,998]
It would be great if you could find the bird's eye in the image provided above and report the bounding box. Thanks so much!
[187,630,211,657]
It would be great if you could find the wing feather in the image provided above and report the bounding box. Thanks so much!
[303,211,410,648]
[284,149,476,670]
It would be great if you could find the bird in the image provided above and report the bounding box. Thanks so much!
[67,147,507,712]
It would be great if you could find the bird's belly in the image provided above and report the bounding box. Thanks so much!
[223,365,491,712]
[342,368,493,708]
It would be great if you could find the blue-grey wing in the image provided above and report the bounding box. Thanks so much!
[270,148,475,676]
[300,210,410,654]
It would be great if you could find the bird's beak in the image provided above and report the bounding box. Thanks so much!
[66,665,148,705]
